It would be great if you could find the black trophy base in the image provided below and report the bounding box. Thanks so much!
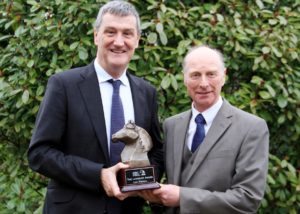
[117,165,160,192]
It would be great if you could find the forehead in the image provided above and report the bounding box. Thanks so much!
[185,48,222,72]
[100,13,137,31]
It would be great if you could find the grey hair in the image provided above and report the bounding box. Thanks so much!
[182,45,225,73]
[94,0,141,34]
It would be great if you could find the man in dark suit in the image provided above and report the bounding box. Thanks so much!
[141,45,269,213]
[28,1,163,213]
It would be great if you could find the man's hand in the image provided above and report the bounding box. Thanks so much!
[100,162,136,200]
[152,184,180,207]
[138,189,162,204]
[139,184,180,207]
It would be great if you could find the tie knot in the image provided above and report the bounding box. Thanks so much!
[108,79,122,89]
[195,114,205,125]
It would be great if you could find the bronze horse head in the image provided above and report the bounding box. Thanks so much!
[112,120,153,167]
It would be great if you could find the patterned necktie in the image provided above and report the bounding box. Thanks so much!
[108,79,125,165]
[191,114,206,152]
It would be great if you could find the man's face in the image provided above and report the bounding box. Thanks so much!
[94,13,140,76]
[184,48,226,112]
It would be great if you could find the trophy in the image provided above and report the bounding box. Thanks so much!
[112,120,160,192]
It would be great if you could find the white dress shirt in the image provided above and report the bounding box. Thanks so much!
[94,60,135,154]
[186,97,223,151]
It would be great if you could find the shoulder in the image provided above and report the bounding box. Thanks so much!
[127,73,156,91]
[224,100,268,128]
[51,62,94,82]
[164,110,191,125]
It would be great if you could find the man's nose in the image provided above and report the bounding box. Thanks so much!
[114,34,125,46]
[198,76,209,88]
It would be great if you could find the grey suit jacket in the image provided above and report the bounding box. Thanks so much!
[163,100,269,214]
[28,61,163,214]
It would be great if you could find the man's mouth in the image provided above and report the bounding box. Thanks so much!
[111,49,126,54]
[197,91,211,95]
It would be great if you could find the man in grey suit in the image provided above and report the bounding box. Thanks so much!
[28,1,163,213]
[141,45,269,213]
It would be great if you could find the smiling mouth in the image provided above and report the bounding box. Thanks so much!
[111,49,126,54]
[197,91,211,95]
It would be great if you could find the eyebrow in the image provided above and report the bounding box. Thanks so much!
[104,26,136,32]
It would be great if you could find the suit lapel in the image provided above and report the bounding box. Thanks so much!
[173,111,191,185]
[127,73,144,127]
[78,63,109,163]
[186,100,233,183]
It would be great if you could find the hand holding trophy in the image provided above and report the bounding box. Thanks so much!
[112,120,160,192]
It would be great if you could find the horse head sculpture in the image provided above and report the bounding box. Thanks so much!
[112,120,153,167]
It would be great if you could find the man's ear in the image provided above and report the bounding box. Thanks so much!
[183,72,188,86]
[135,35,140,48]
[94,30,98,45]
[222,69,227,86]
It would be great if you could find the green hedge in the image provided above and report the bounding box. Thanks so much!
[0,0,299,213]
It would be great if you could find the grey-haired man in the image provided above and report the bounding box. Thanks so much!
[28,1,163,213]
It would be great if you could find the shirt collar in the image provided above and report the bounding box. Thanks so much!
[94,59,130,86]
[191,96,223,125]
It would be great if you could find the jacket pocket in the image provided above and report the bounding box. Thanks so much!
[47,187,76,204]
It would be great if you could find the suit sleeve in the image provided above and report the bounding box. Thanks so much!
[148,88,164,181]
[28,75,104,193]
[179,119,269,214]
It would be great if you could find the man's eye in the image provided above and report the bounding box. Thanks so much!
[124,31,133,36]
[106,31,115,35]
[191,73,200,78]
[207,73,216,77]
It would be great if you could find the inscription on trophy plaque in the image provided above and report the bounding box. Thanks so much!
[112,120,160,192]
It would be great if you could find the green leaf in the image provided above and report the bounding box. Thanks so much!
[277,96,288,108]
[251,76,263,85]
[36,85,44,96]
[78,47,88,60]
[267,174,276,185]
[259,91,271,99]
[14,122,21,132]
[255,0,264,9]
[0,35,12,41]
[262,47,270,54]
[158,31,168,45]
[281,159,288,168]
[9,89,22,96]
[269,19,278,25]
[277,114,285,124]
[141,22,152,30]
[265,84,276,97]
[216,14,224,22]
[27,60,34,68]
[161,75,171,89]
[40,39,48,47]
[170,74,178,91]
[22,90,30,104]
[271,46,282,58]
[234,18,241,26]
[156,23,164,33]
[160,4,167,13]
[147,32,157,44]
[70,42,79,50]
[278,173,287,186]
[278,16,287,25]
[27,0,38,6]
[15,26,25,37]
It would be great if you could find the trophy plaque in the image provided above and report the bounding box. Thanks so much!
[112,120,160,192]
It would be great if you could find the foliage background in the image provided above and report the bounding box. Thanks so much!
[0,0,299,213]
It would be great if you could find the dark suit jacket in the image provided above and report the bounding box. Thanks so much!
[28,62,163,214]
[163,100,269,214]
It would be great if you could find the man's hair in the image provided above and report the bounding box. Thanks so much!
[182,45,225,72]
[94,0,141,34]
